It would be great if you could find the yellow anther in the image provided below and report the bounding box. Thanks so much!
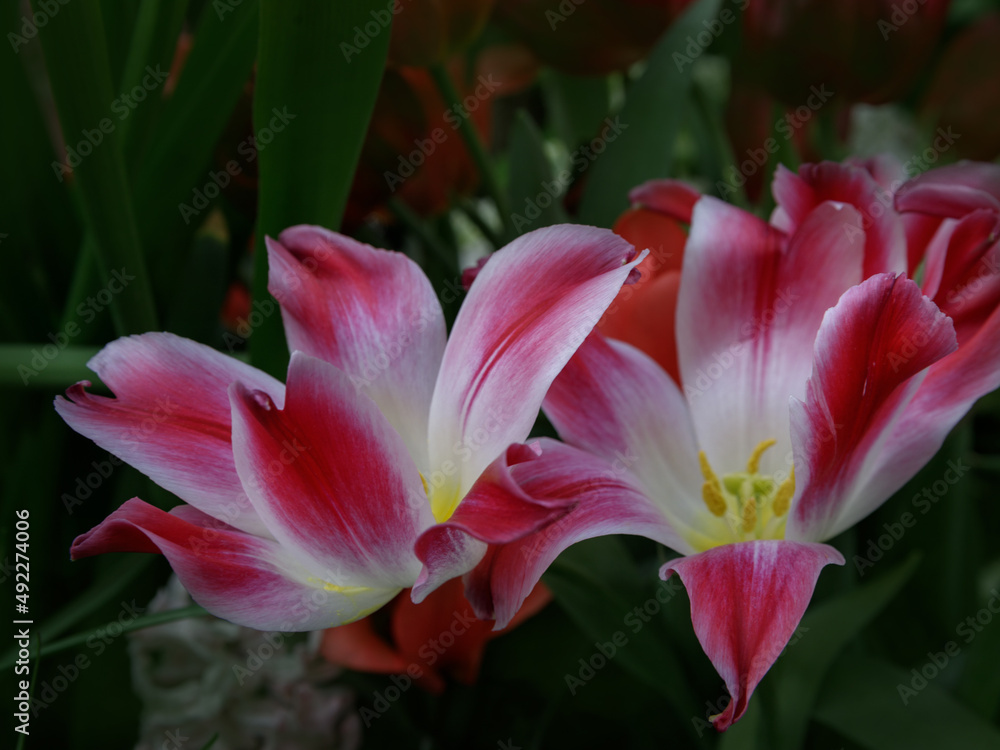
[699,451,728,516]
[771,466,795,517]
[746,438,777,474]
[742,496,757,534]
[420,472,429,496]
[702,481,728,517]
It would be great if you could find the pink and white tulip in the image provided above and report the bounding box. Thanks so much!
[57,224,643,632]
[421,160,1000,730]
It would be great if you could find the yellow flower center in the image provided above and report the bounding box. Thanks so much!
[696,438,794,550]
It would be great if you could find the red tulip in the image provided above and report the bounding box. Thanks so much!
[740,0,951,105]
[495,0,695,76]
[921,13,1000,161]
[320,578,550,693]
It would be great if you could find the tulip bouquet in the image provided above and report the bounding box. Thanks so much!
[4,0,1000,748]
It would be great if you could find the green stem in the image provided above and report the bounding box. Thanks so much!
[0,345,102,389]
[429,65,513,240]
[0,605,210,671]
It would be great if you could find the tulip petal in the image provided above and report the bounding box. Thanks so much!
[788,274,958,542]
[267,226,447,472]
[320,614,409,675]
[772,161,907,276]
[416,439,680,628]
[230,352,434,588]
[894,161,1000,219]
[426,225,643,509]
[661,540,844,731]
[544,333,712,553]
[677,198,864,478]
[628,179,702,224]
[54,333,283,536]
[72,499,399,630]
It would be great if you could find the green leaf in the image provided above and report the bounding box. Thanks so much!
[251,0,391,377]
[506,110,569,235]
[133,0,259,255]
[578,0,722,227]
[542,537,703,742]
[539,69,614,150]
[37,0,158,334]
[814,653,1000,749]
[767,554,921,750]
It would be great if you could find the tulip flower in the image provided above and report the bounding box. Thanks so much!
[740,0,951,105]
[57,224,644,632]
[418,160,1000,730]
[495,0,695,76]
[320,578,550,693]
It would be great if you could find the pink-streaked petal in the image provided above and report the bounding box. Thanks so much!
[415,439,680,628]
[267,226,446,472]
[230,352,434,588]
[628,179,702,224]
[427,225,644,500]
[661,540,844,731]
[677,198,864,478]
[922,213,1000,342]
[72,499,399,630]
[830,302,1000,533]
[788,274,957,542]
[545,333,716,552]
[771,161,907,276]
[54,333,283,536]
[894,161,1000,219]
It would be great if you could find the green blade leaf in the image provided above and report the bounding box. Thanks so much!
[814,653,1000,750]
[542,537,702,741]
[767,554,921,750]
[251,0,391,377]
[37,0,158,334]
[578,0,722,227]
[507,110,569,235]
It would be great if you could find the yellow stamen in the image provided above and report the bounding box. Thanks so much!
[771,466,795,517]
[742,496,757,534]
[699,451,727,516]
[420,472,429,496]
[746,438,777,474]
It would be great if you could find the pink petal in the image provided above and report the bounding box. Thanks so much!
[72,499,400,630]
[628,179,702,224]
[54,333,283,536]
[230,352,434,588]
[895,161,1000,219]
[676,198,864,478]
[771,161,907,276]
[414,439,679,628]
[427,225,644,500]
[661,540,844,731]
[788,274,958,542]
[544,333,709,553]
[266,226,447,472]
